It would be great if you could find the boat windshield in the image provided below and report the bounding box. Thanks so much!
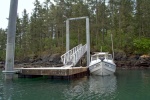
[98,55,105,59]
[108,54,112,60]
[91,55,97,60]
[91,53,112,61]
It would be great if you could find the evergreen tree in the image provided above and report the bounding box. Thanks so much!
[135,0,150,37]
[30,0,43,55]
[21,9,30,57]
[15,15,22,59]
[0,29,6,60]
[1,0,150,60]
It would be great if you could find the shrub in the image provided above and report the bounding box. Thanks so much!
[133,38,150,54]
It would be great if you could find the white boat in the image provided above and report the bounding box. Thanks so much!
[88,52,116,75]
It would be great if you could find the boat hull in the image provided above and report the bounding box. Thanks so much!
[89,61,116,76]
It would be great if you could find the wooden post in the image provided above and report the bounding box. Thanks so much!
[86,17,90,66]
[66,19,69,52]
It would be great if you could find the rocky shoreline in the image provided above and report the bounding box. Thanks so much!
[0,52,150,69]
[114,51,150,69]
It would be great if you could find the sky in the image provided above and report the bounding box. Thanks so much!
[0,0,45,29]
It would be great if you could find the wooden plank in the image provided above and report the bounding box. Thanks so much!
[14,67,87,76]
[21,69,68,76]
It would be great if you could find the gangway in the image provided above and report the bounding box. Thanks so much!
[61,44,87,66]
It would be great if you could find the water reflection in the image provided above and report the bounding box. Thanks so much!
[0,69,3,100]
[1,69,150,100]
[89,75,117,94]
[64,75,117,100]
[0,71,14,100]
[63,78,86,100]
[0,68,117,100]
[3,80,14,100]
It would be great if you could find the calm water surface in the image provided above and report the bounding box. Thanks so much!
[0,69,150,100]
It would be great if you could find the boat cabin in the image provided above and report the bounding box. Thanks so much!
[91,52,113,61]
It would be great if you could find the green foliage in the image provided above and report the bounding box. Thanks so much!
[0,50,5,61]
[0,29,6,60]
[133,38,150,54]
[1,0,150,61]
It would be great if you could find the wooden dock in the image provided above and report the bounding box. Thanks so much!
[14,66,88,79]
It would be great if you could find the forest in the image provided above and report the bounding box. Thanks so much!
[0,0,150,61]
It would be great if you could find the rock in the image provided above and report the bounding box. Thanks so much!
[127,55,140,66]
[115,61,125,67]
[134,55,150,67]
[14,60,21,64]
[4,53,64,68]
[114,51,127,67]
[41,54,50,62]
[0,61,4,64]
[114,51,127,61]
[13,52,149,69]
[22,57,30,63]
[114,52,150,68]
[0,64,4,68]
[48,53,62,64]
[0,61,4,68]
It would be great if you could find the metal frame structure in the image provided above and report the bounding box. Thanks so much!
[66,17,90,66]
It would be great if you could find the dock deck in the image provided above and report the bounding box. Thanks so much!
[14,66,88,79]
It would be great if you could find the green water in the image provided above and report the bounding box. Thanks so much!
[0,69,150,100]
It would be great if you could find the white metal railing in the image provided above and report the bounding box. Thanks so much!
[61,44,87,66]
